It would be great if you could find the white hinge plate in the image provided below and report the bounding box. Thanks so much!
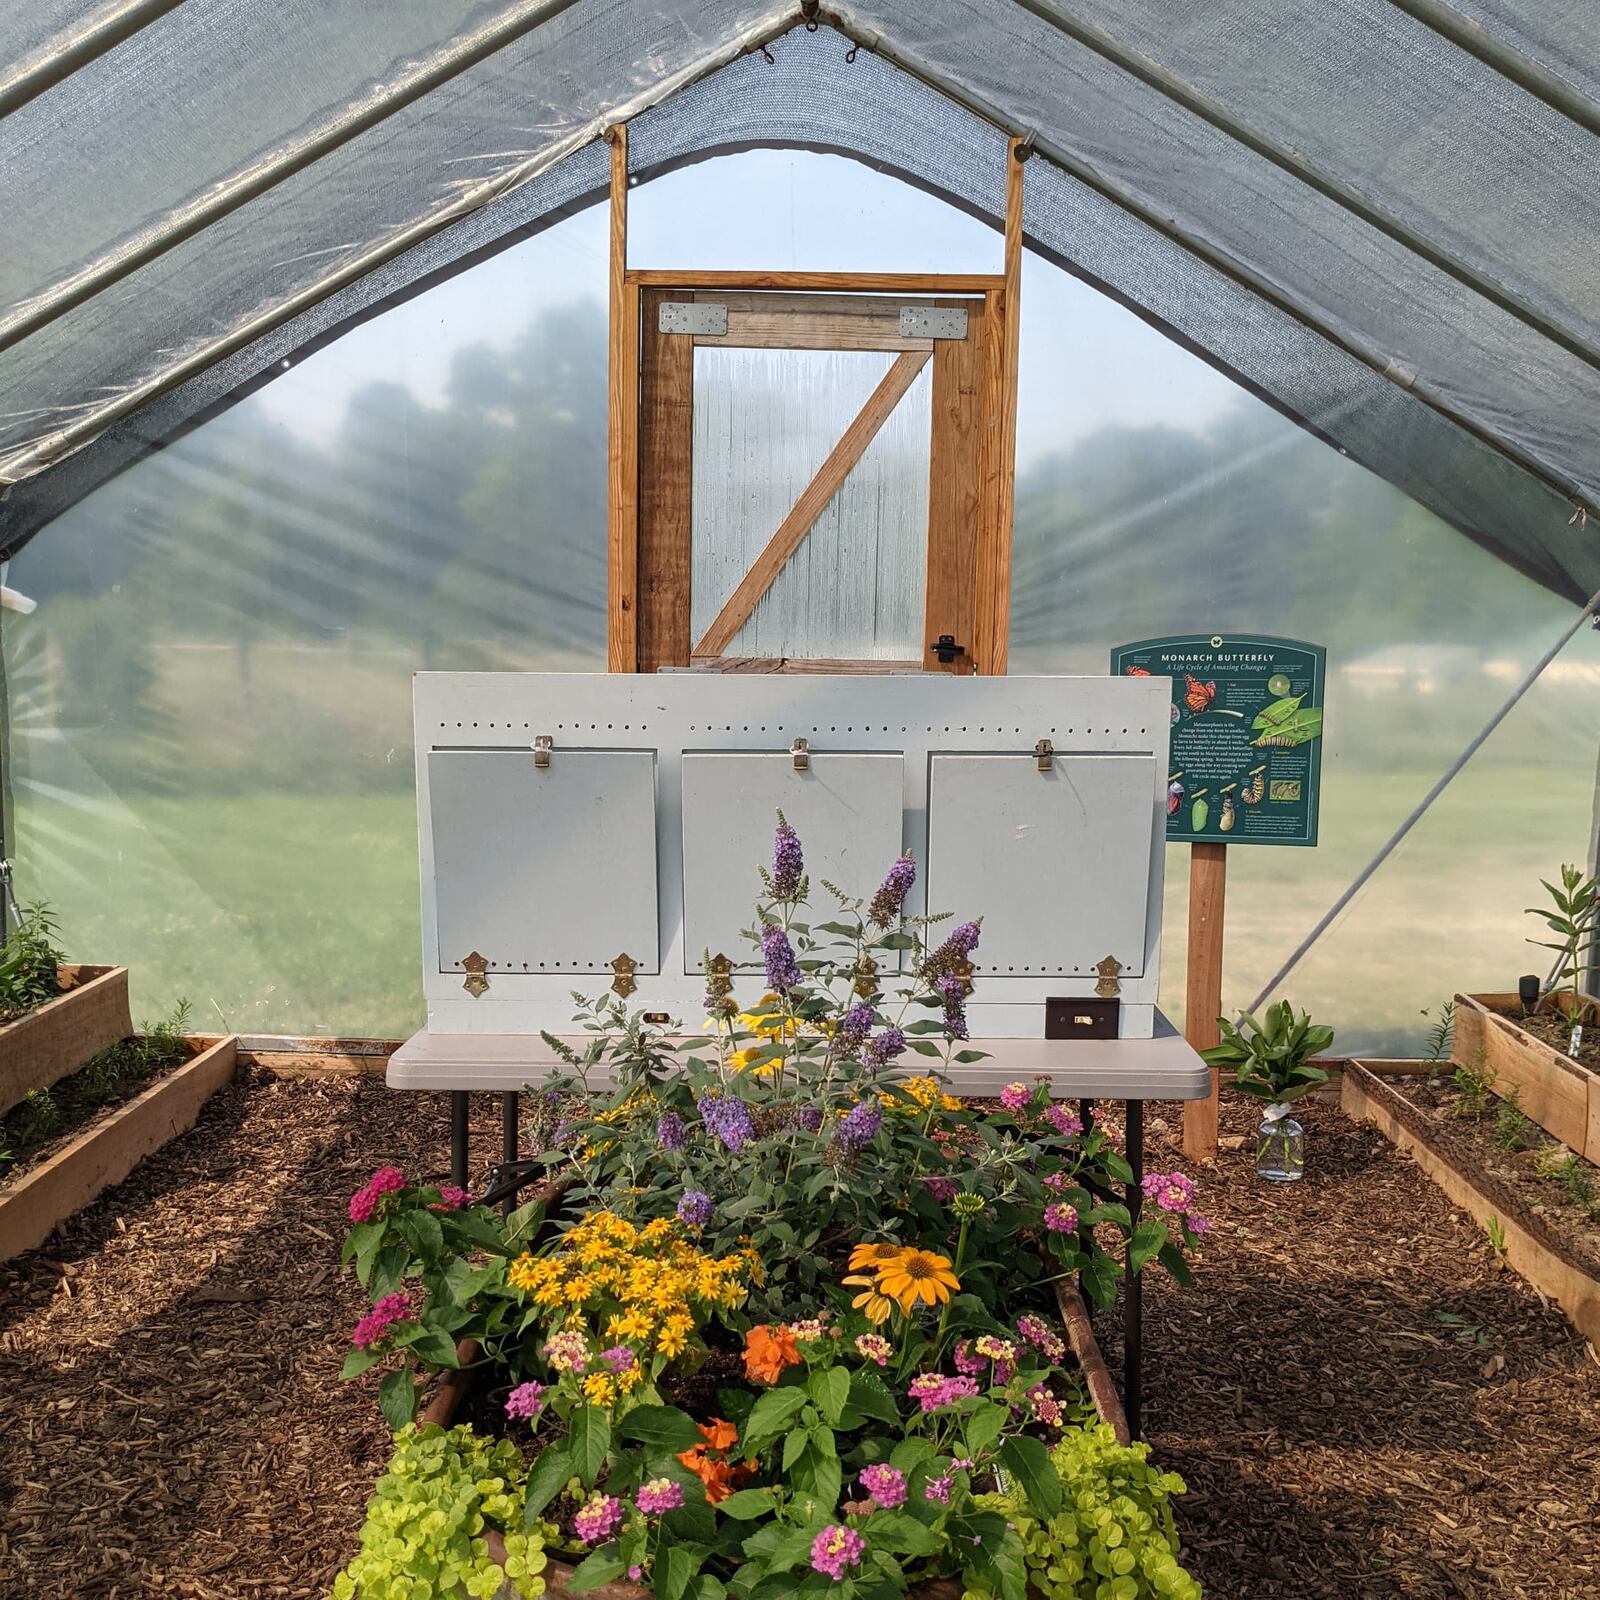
[898,306,969,339]
[659,302,728,335]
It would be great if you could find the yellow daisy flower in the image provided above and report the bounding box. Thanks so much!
[842,1274,895,1325]
[876,1250,961,1312]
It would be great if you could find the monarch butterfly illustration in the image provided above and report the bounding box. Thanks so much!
[1167,777,1185,816]
[1183,675,1217,714]
[1242,767,1266,805]
[1125,666,1152,677]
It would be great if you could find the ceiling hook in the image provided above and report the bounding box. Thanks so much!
[801,0,821,28]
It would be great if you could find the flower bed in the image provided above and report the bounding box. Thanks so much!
[335,822,1205,1599]
[1342,1061,1600,1346]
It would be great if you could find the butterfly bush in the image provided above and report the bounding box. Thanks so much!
[335,818,1205,1600]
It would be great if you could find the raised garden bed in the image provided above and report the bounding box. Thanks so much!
[1342,1059,1600,1346]
[1451,992,1600,1160]
[0,1033,238,1262]
[0,963,131,1116]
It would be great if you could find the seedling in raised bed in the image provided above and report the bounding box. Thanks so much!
[0,903,62,1020]
[1452,1049,1495,1120]
[1422,1000,1455,1087]
[1524,864,1598,1053]
[1532,1144,1597,1210]
[1495,1086,1532,1153]
[1435,1310,1494,1347]
[1484,1214,1508,1258]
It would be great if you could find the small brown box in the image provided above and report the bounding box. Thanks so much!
[1044,997,1120,1040]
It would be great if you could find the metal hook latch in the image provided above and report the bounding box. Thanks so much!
[930,634,966,666]
[791,737,810,771]
[533,734,553,769]
[1034,738,1054,772]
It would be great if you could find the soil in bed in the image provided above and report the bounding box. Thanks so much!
[1401,1068,1600,1271]
[0,1029,194,1188]
[1487,1001,1600,1072]
[1,1076,1597,1598]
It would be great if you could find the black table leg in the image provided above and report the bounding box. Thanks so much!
[500,1092,520,1216]
[1125,1098,1144,1441]
[450,1090,469,1189]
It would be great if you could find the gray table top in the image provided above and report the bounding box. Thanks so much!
[386,1010,1212,1100]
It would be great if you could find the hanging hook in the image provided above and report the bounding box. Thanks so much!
[801,0,820,28]
[759,41,775,63]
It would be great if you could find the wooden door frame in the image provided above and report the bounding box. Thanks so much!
[606,129,1027,677]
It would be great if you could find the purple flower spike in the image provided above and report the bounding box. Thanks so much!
[838,1101,883,1150]
[657,1111,685,1151]
[772,818,804,899]
[834,1003,874,1057]
[761,923,803,991]
[863,1029,906,1069]
[677,1190,714,1226]
[868,855,917,926]
[696,1094,755,1152]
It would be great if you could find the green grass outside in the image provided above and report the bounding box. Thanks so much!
[12,752,1591,1057]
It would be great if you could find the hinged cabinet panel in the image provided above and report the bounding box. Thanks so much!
[428,749,659,975]
[681,752,904,973]
[926,753,1154,978]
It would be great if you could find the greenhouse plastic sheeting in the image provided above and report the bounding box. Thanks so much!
[4,141,1598,1056]
[4,22,1596,609]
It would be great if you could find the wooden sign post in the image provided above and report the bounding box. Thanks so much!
[1183,841,1227,1161]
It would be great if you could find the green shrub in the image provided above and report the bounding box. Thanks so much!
[971,1423,1200,1600]
[332,1424,549,1600]
[0,904,62,1019]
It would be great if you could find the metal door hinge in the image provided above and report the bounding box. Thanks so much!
[899,306,968,339]
[462,951,490,998]
[659,302,728,335]
[1094,955,1123,997]
[611,952,638,997]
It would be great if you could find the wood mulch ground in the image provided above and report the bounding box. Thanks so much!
[1,1073,1597,1598]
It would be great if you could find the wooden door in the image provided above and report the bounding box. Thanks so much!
[631,286,992,675]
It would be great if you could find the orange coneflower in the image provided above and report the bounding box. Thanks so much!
[842,1273,896,1325]
[877,1249,960,1312]
[848,1241,911,1273]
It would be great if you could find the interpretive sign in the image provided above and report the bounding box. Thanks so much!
[1110,635,1325,847]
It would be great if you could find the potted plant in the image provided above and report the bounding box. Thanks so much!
[1448,864,1600,1162]
[1202,1001,1335,1182]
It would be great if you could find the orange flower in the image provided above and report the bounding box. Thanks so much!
[877,1249,960,1312]
[697,1417,739,1452]
[848,1241,911,1273]
[743,1324,802,1385]
[676,1422,755,1505]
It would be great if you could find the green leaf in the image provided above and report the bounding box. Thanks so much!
[782,1427,810,1472]
[1158,1240,1195,1288]
[377,1368,417,1431]
[999,1434,1062,1520]
[523,1446,572,1522]
[964,1525,1028,1600]
[908,1041,941,1057]
[866,1510,944,1557]
[952,1049,989,1064]
[340,1345,381,1380]
[717,1488,780,1521]
[395,1324,460,1367]
[963,1400,1006,1456]
[658,1544,708,1600]
[619,1404,704,1452]
[398,1206,444,1258]
[342,1218,383,1268]
[743,1385,809,1447]
[565,1546,627,1593]
[1127,1218,1170,1275]
[809,1366,850,1427]
[1251,705,1321,747]
[847,1372,900,1427]
[571,1404,613,1488]
[1250,693,1303,729]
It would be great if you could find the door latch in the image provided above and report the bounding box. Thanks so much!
[930,634,966,665]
